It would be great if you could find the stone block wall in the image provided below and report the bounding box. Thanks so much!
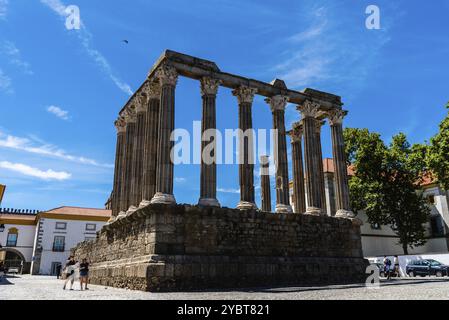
[73,204,369,292]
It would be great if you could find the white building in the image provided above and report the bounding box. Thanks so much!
[0,209,39,273]
[0,206,111,275]
[291,158,449,257]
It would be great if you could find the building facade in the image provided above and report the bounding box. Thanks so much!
[0,206,111,275]
[0,209,38,273]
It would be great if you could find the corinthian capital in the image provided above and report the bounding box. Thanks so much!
[288,121,303,142]
[124,106,137,124]
[200,77,222,96]
[135,92,148,113]
[114,117,126,134]
[143,81,161,100]
[327,109,347,126]
[315,120,326,134]
[156,64,178,87]
[297,100,321,118]
[232,86,257,104]
[265,95,289,112]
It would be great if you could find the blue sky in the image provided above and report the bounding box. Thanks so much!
[0,0,448,211]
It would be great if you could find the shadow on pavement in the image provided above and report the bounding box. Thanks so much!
[175,278,449,295]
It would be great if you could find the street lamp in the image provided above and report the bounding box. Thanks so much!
[0,224,4,232]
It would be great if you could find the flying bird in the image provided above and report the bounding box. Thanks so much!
[122,40,129,44]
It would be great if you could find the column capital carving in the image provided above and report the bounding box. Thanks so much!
[200,77,222,96]
[232,85,257,104]
[297,100,321,118]
[265,95,288,112]
[143,81,161,100]
[114,117,126,134]
[124,106,137,124]
[135,93,148,113]
[156,64,178,87]
[327,109,347,126]
[288,122,303,142]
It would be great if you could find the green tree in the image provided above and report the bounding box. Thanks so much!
[344,129,430,255]
[428,102,449,189]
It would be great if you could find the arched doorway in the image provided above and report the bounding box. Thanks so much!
[0,248,26,274]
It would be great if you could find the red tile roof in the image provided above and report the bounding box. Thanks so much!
[45,206,111,218]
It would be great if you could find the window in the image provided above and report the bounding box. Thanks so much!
[430,215,445,237]
[55,222,67,230]
[85,223,96,231]
[6,228,18,247]
[52,236,65,252]
[427,195,435,205]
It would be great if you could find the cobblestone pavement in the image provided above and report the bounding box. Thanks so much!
[1,275,449,300]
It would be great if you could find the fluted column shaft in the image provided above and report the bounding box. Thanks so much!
[151,64,178,204]
[141,82,161,205]
[260,155,271,212]
[199,77,221,207]
[266,95,292,213]
[328,110,354,218]
[130,96,147,208]
[112,119,126,216]
[297,101,324,215]
[289,123,306,214]
[233,86,257,210]
[120,111,136,212]
[315,121,327,215]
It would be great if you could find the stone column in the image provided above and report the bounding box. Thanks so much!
[151,64,178,205]
[297,100,324,215]
[288,122,306,214]
[232,86,258,210]
[327,109,355,218]
[266,95,292,213]
[315,120,328,215]
[140,81,161,207]
[111,117,126,217]
[260,155,272,212]
[120,107,136,213]
[130,93,148,208]
[198,77,221,207]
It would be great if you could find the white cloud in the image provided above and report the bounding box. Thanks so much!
[47,105,70,120]
[217,187,240,194]
[0,161,71,181]
[0,131,113,168]
[40,0,133,95]
[0,68,13,93]
[0,41,33,75]
[0,0,8,20]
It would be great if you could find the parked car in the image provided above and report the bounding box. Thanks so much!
[374,263,386,277]
[406,259,449,277]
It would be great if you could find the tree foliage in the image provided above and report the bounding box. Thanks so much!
[428,102,449,189]
[344,128,430,254]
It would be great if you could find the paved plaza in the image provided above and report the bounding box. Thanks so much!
[1,275,449,300]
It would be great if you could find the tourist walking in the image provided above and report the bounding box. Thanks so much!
[383,256,392,280]
[393,255,400,277]
[79,258,89,290]
[62,256,76,290]
[0,262,5,282]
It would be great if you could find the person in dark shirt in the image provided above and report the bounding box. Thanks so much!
[79,258,89,290]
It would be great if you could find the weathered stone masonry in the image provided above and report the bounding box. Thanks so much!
[73,204,368,292]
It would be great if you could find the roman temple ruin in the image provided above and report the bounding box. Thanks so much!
[73,50,369,292]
